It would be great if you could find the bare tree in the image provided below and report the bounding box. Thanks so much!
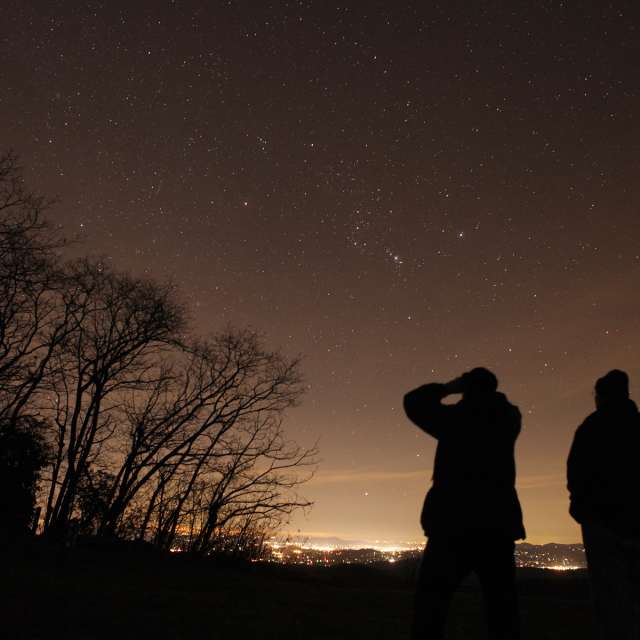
[75,468,117,536]
[1,152,316,552]
[0,152,70,427]
[183,412,315,556]
[41,259,185,539]
[95,330,315,551]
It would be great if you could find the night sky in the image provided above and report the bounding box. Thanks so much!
[4,1,640,544]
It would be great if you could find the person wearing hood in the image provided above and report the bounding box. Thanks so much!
[404,367,524,640]
[567,369,640,639]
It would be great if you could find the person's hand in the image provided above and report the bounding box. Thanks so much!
[444,376,465,394]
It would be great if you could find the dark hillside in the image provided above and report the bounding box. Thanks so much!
[2,546,592,639]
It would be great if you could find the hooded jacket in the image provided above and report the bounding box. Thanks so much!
[567,398,640,537]
[404,383,525,540]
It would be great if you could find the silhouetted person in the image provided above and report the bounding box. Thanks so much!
[567,369,640,640]
[404,367,524,640]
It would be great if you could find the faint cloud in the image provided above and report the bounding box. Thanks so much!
[309,470,563,490]
[517,474,564,490]
[308,469,429,486]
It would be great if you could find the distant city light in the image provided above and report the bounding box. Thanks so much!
[263,540,586,570]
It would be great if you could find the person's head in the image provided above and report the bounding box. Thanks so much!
[460,367,498,398]
[595,369,629,409]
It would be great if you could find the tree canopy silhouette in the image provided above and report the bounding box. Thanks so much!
[0,151,316,555]
[0,417,51,543]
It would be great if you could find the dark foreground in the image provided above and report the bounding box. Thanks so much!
[3,545,593,640]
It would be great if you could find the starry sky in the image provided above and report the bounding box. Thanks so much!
[3,1,640,544]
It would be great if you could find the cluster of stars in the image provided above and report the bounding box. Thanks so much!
[3,1,639,544]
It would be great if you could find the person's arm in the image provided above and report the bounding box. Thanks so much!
[508,403,522,439]
[567,421,589,523]
[403,382,454,439]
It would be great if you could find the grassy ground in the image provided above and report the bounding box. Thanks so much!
[2,547,594,639]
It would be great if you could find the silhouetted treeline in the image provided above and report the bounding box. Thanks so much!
[0,152,316,556]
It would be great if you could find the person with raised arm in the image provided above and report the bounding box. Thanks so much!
[404,367,524,640]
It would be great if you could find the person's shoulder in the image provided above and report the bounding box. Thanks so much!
[624,399,640,419]
[495,392,521,418]
[574,411,600,436]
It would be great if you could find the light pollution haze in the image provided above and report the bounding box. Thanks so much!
[4,1,640,544]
